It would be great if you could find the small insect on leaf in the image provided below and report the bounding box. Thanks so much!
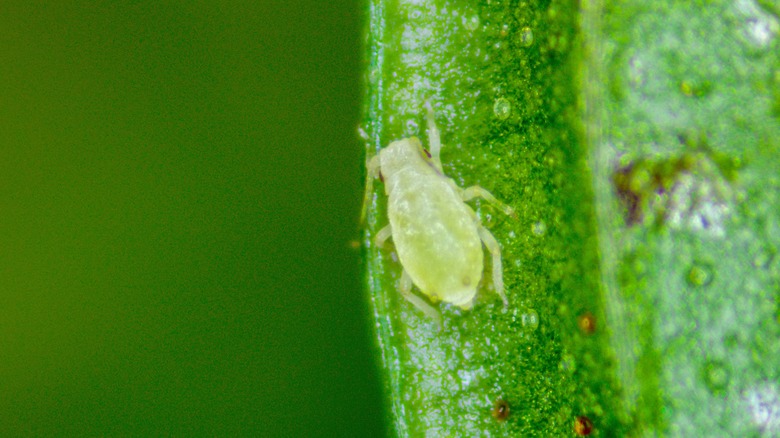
[363,102,516,328]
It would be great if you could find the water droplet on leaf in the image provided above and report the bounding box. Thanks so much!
[520,27,534,47]
[405,119,418,135]
[522,310,539,331]
[493,97,511,120]
[464,14,480,31]
[687,263,714,287]
[751,246,775,268]
[702,360,729,394]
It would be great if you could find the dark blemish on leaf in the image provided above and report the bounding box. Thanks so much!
[574,415,593,436]
[577,312,596,335]
[612,163,644,225]
[492,399,510,421]
[611,137,739,229]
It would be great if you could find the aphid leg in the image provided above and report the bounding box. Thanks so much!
[424,101,444,172]
[477,225,508,308]
[361,155,382,223]
[399,269,442,329]
[374,224,393,248]
[462,185,517,218]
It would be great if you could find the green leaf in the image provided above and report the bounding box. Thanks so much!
[361,0,780,436]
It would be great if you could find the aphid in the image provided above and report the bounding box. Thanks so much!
[363,103,514,326]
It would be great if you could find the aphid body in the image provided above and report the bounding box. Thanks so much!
[364,104,514,326]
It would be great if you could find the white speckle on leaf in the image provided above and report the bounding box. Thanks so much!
[735,0,779,49]
[743,382,780,435]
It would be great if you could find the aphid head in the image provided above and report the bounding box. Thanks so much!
[380,137,432,175]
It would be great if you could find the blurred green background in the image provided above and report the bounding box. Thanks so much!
[0,1,385,436]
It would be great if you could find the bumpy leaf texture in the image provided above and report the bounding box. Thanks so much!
[361,0,780,435]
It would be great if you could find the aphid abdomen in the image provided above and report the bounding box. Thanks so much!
[389,173,483,307]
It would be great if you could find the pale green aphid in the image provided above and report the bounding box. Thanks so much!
[364,103,514,327]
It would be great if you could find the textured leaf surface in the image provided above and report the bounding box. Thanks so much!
[362,0,780,435]
[586,0,780,435]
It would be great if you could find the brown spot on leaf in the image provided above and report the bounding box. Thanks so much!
[492,399,510,421]
[574,415,593,436]
[577,312,596,335]
[612,137,739,230]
